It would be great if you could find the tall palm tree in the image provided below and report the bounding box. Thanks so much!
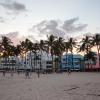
[13,45,22,70]
[20,40,28,70]
[45,35,56,72]
[39,40,46,70]
[25,39,34,70]
[8,45,16,71]
[33,42,40,70]
[64,41,71,71]
[53,37,65,71]
[67,37,76,70]
[1,36,13,70]
[64,41,70,55]
[0,42,4,69]
[84,51,96,71]
[91,34,100,67]
[78,35,92,70]
[20,39,36,72]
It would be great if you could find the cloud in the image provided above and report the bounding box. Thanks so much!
[62,17,87,33]
[0,0,27,14]
[0,31,20,45]
[30,18,87,38]
[0,31,37,45]
[31,20,65,37]
[0,16,5,23]
[5,31,19,38]
[83,32,94,37]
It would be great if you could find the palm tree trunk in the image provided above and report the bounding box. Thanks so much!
[11,56,14,76]
[22,55,24,70]
[30,51,33,71]
[97,48,100,70]
[51,54,54,72]
[25,52,27,70]
[12,56,13,71]
[83,52,86,72]
[16,56,19,70]
[59,55,62,72]
[87,62,89,71]
[33,53,36,71]
[71,52,74,71]
[66,51,68,71]
[5,57,8,71]
[83,57,85,72]
[40,50,42,71]
[90,60,93,72]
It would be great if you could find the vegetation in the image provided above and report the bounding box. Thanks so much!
[0,33,99,72]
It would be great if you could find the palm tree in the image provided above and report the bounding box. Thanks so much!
[78,35,92,70]
[91,34,100,67]
[67,37,76,70]
[84,51,96,71]
[33,42,40,70]
[13,45,22,70]
[39,40,46,70]
[53,37,65,71]
[64,41,70,55]
[32,42,41,77]
[45,35,56,72]
[8,45,16,71]
[64,41,71,71]
[25,39,34,70]
[1,36,13,70]
[20,40,28,70]
[0,42,4,69]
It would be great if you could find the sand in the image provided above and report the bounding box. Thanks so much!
[0,72,100,100]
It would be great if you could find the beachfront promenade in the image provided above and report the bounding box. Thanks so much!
[0,72,100,100]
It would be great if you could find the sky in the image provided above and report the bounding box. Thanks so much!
[0,0,100,43]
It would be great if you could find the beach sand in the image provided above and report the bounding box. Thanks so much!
[0,72,100,100]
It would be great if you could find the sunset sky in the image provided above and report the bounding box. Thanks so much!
[0,0,100,42]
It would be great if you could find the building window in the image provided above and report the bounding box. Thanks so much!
[46,61,52,64]
[63,59,66,61]
[74,62,79,65]
[46,66,52,68]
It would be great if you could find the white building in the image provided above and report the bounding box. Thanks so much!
[0,51,53,71]
[18,51,52,71]
[0,56,19,70]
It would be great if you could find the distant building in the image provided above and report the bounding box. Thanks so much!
[85,53,100,71]
[0,56,18,70]
[0,53,84,71]
[18,51,53,71]
[61,54,84,71]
